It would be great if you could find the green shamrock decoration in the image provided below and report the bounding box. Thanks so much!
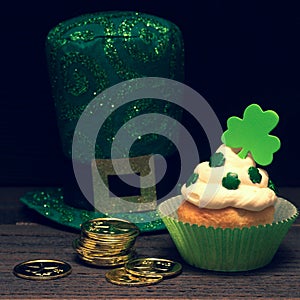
[209,152,225,167]
[248,166,262,184]
[186,173,199,187]
[222,172,241,190]
[221,104,281,166]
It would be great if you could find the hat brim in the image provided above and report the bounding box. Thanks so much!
[20,188,166,233]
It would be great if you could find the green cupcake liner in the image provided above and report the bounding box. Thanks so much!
[158,196,298,272]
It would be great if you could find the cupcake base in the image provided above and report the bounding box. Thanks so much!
[158,196,298,272]
[177,200,275,229]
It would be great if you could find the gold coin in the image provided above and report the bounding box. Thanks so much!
[73,238,131,257]
[81,218,139,238]
[77,251,135,267]
[79,236,134,251]
[77,248,136,267]
[125,258,182,278]
[80,229,136,242]
[78,256,124,267]
[105,267,163,286]
[73,240,129,258]
[13,259,72,280]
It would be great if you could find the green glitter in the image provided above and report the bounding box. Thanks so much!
[69,30,95,41]
[80,211,95,223]
[68,69,89,96]
[248,166,262,183]
[60,210,75,223]
[119,16,169,63]
[222,172,241,190]
[19,188,165,233]
[209,152,225,167]
[59,52,108,99]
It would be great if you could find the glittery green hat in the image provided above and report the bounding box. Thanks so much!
[29,11,185,230]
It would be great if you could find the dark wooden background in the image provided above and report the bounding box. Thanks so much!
[1,0,300,188]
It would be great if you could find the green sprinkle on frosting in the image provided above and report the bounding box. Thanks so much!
[209,152,225,167]
[268,179,278,194]
[186,173,199,187]
[222,172,241,190]
[248,166,262,184]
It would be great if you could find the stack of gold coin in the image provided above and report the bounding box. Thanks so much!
[73,218,140,267]
[105,257,182,286]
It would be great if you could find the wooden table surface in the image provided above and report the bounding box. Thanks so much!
[0,187,299,299]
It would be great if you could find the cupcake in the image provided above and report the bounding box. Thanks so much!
[178,144,277,229]
[158,104,298,272]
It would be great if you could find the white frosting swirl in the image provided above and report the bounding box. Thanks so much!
[181,144,277,211]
